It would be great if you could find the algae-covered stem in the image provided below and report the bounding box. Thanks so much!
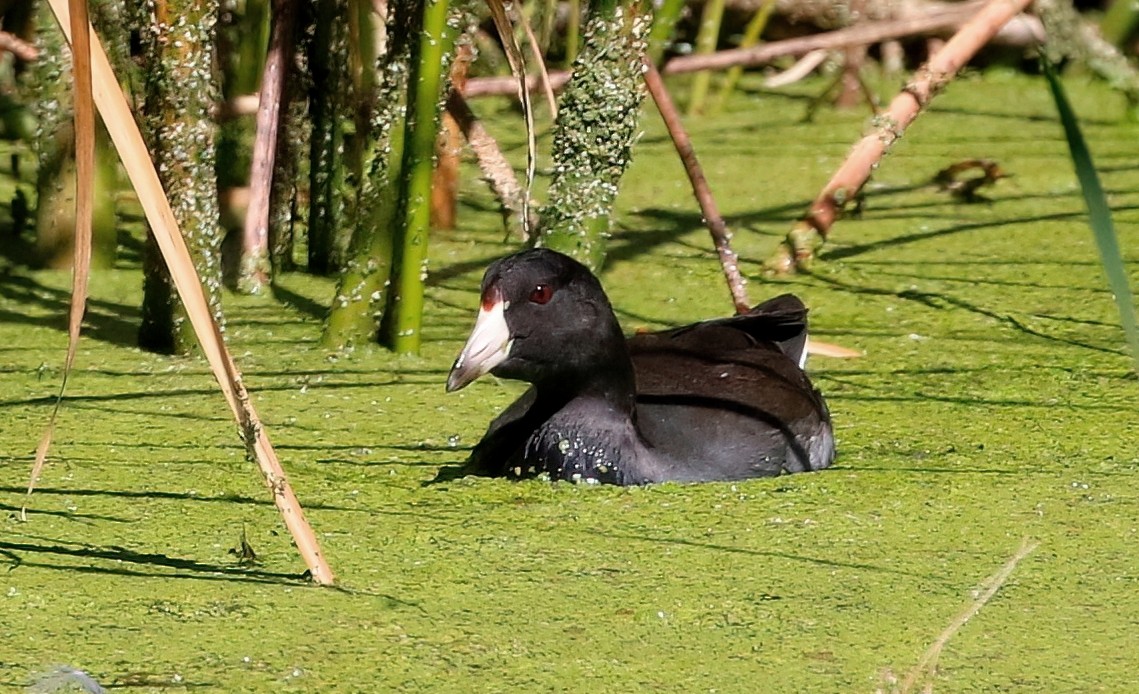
[239,0,298,294]
[537,1,647,270]
[766,0,1035,274]
[44,0,335,585]
[564,0,581,65]
[30,2,118,270]
[307,0,353,274]
[383,0,456,354]
[322,1,415,351]
[641,55,750,315]
[644,0,685,66]
[136,0,225,354]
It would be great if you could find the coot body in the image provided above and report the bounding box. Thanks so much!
[447,249,834,485]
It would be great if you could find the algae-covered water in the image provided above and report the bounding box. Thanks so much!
[1,73,1138,692]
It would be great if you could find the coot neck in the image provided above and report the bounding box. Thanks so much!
[534,350,637,416]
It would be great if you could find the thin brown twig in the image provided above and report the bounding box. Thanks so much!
[641,55,750,315]
[899,538,1039,693]
[768,0,1035,273]
[486,0,537,239]
[519,11,558,118]
[0,30,39,61]
[665,0,985,74]
[432,43,473,230]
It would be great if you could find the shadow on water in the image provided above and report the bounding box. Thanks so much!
[0,501,134,524]
[2,485,486,522]
[795,269,1126,358]
[0,369,447,412]
[0,271,141,348]
[0,534,309,586]
[428,249,509,287]
[599,531,937,581]
[270,281,329,322]
[0,485,360,513]
[2,671,215,691]
[624,182,1098,261]
[815,206,1139,263]
[2,533,419,610]
[425,464,474,486]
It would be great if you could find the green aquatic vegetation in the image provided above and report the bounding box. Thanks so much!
[1,73,1138,691]
[538,3,648,271]
[1043,60,1139,373]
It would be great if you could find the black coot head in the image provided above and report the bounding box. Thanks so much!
[447,248,624,392]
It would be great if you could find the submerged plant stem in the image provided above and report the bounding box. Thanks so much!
[898,539,1038,693]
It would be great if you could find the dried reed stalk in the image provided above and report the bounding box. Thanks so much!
[486,0,537,239]
[23,0,95,520]
[446,89,534,239]
[43,0,335,586]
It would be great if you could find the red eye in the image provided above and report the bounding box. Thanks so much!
[529,284,553,304]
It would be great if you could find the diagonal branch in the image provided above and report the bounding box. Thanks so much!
[641,55,750,314]
[767,0,1035,274]
[465,1,1025,98]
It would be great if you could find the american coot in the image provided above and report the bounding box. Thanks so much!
[447,248,835,485]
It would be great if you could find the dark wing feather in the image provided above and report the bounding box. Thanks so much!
[648,294,809,365]
[626,297,832,476]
